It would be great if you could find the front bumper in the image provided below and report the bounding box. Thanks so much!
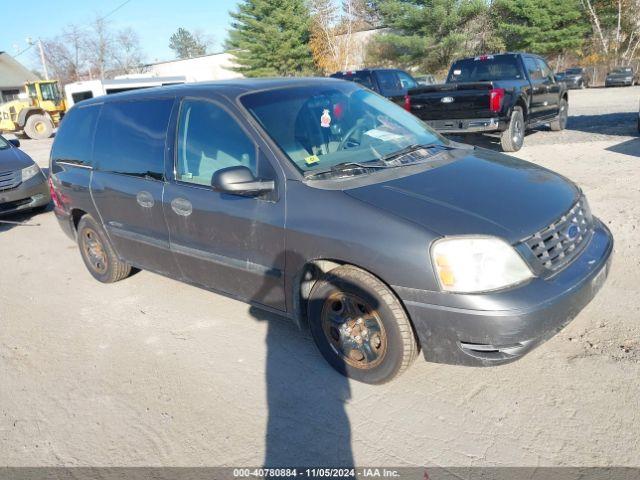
[424,117,507,134]
[605,79,633,86]
[395,219,613,366]
[0,173,50,215]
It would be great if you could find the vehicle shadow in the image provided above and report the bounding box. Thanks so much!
[0,203,51,234]
[248,251,363,468]
[606,137,640,158]
[564,112,638,137]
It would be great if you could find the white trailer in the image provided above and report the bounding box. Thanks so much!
[64,76,186,107]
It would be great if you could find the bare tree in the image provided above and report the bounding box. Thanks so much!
[309,0,364,73]
[580,0,640,65]
[84,17,115,79]
[112,27,144,75]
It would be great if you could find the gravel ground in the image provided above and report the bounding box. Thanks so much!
[1,86,639,467]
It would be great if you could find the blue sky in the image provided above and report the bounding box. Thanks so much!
[4,0,239,69]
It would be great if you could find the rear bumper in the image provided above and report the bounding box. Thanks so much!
[395,219,613,366]
[0,174,50,215]
[424,117,507,133]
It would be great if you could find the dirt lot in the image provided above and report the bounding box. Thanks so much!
[1,87,639,467]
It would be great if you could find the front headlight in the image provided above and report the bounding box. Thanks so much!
[21,164,41,182]
[626,76,633,81]
[431,236,533,293]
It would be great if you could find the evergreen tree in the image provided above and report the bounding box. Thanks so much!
[226,0,315,77]
[169,28,208,59]
[493,0,590,56]
[368,0,500,73]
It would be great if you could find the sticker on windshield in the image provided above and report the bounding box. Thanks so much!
[363,128,403,142]
[453,69,462,75]
[320,109,331,128]
[305,155,320,165]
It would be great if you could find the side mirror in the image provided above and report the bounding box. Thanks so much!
[8,138,20,148]
[212,165,274,197]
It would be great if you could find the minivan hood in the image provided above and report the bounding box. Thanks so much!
[345,148,579,243]
[0,146,34,172]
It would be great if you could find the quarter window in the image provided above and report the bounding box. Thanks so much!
[93,98,173,179]
[524,57,543,81]
[176,99,257,187]
[397,71,417,89]
[51,104,101,166]
[536,58,554,81]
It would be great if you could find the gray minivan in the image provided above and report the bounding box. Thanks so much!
[49,78,613,384]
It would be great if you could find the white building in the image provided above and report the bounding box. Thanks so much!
[0,52,38,103]
[140,52,243,82]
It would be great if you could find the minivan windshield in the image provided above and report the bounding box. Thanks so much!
[565,68,582,74]
[240,83,445,176]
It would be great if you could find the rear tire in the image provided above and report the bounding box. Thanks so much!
[500,106,525,152]
[308,265,418,384]
[550,98,569,131]
[24,114,53,140]
[77,214,131,283]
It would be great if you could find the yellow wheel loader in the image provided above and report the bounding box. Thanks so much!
[0,80,67,140]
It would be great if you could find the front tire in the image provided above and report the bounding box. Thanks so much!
[550,98,569,131]
[24,114,53,140]
[500,106,525,152]
[308,265,418,384]
[77,214,131,283]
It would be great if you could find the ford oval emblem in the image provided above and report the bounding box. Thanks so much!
[566,224,579,240]
[441,96,454,104]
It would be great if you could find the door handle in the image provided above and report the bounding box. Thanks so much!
[171,197,192,217]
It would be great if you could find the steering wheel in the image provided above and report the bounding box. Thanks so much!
[337,118,371,151]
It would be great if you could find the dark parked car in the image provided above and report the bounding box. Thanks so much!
[49,79,612,384]
[0,135,50,216]
[556,67,591,89]
[605,67,637,87]
[405,53,569,152]
[330,68,418,106]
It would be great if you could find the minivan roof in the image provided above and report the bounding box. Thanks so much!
[75,77,349,107]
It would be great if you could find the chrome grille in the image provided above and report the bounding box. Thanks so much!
[522,197,593,272]
[0,170,21,192]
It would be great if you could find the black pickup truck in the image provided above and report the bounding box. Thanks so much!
[405,53,569,151]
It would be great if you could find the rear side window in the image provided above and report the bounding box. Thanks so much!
[536,58,554,81]
[524,57,543,81]
[176,99,257,186]
[51,104,101,166]
[448,56,523,82]
[397,71,417,89]
[332,72,374,90]
[93,98,173,180]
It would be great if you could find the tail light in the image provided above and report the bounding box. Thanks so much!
[404,94,411,111]
[489,88,505,113]
[48,176,62,209]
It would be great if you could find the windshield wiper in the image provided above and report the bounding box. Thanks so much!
[378,143,454,164]
[304,160,393,179]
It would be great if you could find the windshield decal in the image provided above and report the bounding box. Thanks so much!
[305,155,320,165]
[320,109,331,128]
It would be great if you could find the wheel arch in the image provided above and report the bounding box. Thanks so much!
[70,208,88,234]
